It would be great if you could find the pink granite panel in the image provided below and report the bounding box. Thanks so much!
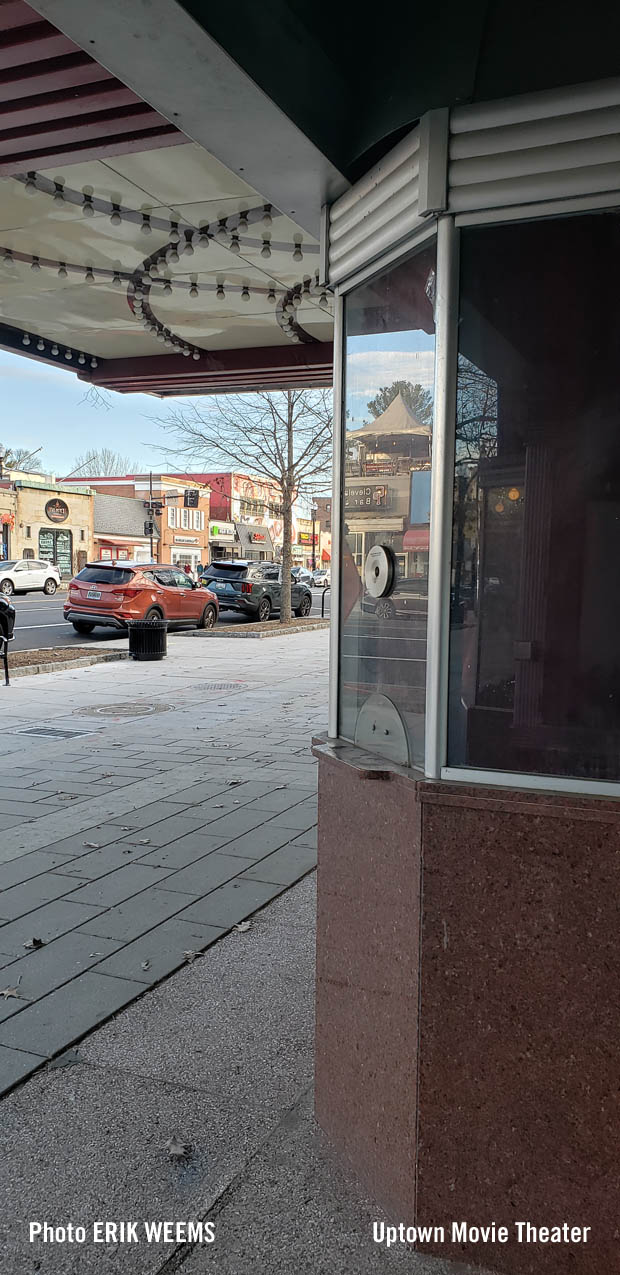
[315,750,421,1218]
[416,792,619,1275]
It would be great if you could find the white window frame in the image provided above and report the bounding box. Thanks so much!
[168,506,177,528]
[181,507,190,529]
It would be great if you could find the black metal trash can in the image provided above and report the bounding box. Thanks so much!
[127,618,168,661]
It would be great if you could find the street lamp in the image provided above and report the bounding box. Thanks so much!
[311,502,318,571]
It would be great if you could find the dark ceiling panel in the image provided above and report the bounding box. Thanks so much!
[0,0,183,172]
[82,343,334,397]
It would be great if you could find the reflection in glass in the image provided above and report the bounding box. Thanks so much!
[448,211,620,781]
[339,243,436,767]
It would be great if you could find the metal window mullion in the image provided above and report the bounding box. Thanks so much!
[327,292,344,742]
[424,215,459,779]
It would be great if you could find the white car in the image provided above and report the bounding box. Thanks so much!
[0,559,61,596]
[313,569,330,588]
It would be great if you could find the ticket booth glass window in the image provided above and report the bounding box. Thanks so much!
[339,242,436,768]
[448,209,620,782]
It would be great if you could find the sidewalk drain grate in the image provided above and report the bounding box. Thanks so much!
[14,726,94,739]
[200,682,247,691]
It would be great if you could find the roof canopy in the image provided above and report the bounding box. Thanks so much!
[347,391,431,440]
[0,1,334,395]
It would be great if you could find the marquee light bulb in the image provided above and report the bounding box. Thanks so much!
[261,239,271,258]
[241,285,250,302]
[51,343,59,355]
[24,173,37,196]
[262,205,272,227]
[110,205,122,226]
[82,194,94,217]
[31,256,41,272]
[58,263,68,278]
[141,214,152,235]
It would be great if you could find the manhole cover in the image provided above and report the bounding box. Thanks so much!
[14,727,93,740]
[77,702,171,718]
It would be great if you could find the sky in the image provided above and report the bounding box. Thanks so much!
[0,348,176,477]
[0,327,436,477]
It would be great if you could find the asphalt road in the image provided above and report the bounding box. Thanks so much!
[8,588,332,652]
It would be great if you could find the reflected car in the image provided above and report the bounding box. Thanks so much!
[312,569,330,588]
[361,577,428,620]
[0,559,61,596]
[63,562,218,634]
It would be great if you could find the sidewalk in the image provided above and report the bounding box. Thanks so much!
[0,630,326,1093]
[0,873,479,1275]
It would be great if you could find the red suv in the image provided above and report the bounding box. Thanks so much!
[64,562,218,635]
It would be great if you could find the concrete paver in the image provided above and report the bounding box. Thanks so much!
[0,630,327,1089]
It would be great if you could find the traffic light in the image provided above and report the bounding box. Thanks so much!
[144,521,154,537]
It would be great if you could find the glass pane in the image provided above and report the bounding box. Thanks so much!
[339,242,436,768]
[448,210,620,782]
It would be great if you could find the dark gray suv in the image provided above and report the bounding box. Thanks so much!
[201,561,312,621]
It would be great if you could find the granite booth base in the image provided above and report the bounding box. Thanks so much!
[313,741,619,1275]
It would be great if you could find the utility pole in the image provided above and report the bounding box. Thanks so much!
[311,501,318,571]
[149,471,154,560]
[143,471,162,561]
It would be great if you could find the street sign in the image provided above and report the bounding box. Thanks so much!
[184,489,199,507]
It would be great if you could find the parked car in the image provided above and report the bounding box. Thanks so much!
[361,576,428,620]
[202,560,312,621]
[312,568,330,588]
[0,593,16,641]
[292,566,314,585]
[0,559,61,596]
[63,561,218,634]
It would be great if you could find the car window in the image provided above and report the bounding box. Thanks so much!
[0,561,17,571]
[203,565,248,580]
[14,562,29,572]
[172,569,194,588]
[76,566,135,586]
[151,569,174,586]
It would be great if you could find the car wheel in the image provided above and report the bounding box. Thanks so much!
[72,621,95,635]
[258,596,271,622]
[0,579,14,596]
[43,578,57,595]
[144,607,163,621]
[375,599,395,620]
[295,594,312,618]
[199,604,217,630]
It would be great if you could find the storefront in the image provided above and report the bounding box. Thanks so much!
[315,78,620,1272]
[94,494,158,564]
[208,521,235,559]
[11,481,93,576]
[234,522,274,561]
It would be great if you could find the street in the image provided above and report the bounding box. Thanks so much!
[8,589,331,652]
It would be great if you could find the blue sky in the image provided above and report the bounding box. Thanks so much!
[0,326,436,475]
[0,348,173,476]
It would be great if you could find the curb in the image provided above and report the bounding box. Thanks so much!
[196,619,330,640]
[7,651,130,679]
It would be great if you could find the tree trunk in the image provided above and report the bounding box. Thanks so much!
[280,393,294,624]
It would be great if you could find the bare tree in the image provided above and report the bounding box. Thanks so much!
[158,389,332,623]
[0,443,44,475]
[68,447,139,477]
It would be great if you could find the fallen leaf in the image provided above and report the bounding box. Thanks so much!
[119,826,131,831]
[0,975,28,1001]
[227,780,242,787]
[165,1134,192,1160]
[83,842,100,849]
[89,952,104,958]
[234,920,251,933]
[23,937,44,950]
[183,950,202,963]
[141,960,151,971]
[135,839,151,845]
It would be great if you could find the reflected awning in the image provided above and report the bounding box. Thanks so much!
[403,528,429,551]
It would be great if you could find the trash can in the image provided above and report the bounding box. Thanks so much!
[127,618,168,661]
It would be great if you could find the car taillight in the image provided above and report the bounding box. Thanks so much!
[241,582,253,593]
[118,587,141,599]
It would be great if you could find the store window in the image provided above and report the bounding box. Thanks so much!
[339,242,436,767]
[448,210,620,782]
[39,527,72,577]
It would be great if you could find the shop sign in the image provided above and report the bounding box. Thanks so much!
[183,488,199,507]
[298,531,318,544]
[45,497,69,523]
[250,531,267,543]
[344,484,391,511]
[174,535,199,544]
[209,522,234,539]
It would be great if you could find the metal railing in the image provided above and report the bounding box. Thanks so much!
[321,585,331,618]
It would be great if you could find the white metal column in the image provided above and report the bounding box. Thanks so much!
[424,215,459,778]
[327,293,344,743]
